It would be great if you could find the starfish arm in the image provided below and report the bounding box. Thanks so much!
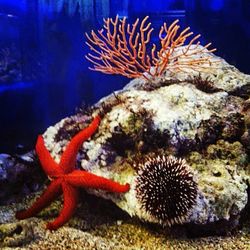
[60,116,101,174]
[59,116,101,174]
[36,135,64,176]
[16,178,62,220]
[46,182,79,230]
[65,170,130,193]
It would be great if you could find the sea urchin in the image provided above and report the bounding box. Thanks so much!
[135,155,197,226]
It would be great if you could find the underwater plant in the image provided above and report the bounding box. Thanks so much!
[85,16,216,80]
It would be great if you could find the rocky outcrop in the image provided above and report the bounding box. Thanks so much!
[0,152,45,205]
[41,50,250,232]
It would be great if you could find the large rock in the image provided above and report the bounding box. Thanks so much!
[42,47,250,233]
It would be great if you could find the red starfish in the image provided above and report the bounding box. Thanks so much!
[16,116,130,230]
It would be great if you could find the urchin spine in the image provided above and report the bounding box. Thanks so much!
[135,155,197,226]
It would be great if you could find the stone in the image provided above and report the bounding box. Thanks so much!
[40,47,250,233]
[0,152,45,205]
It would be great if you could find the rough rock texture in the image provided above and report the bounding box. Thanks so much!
[0,47,250,248]
[40,50,250,232]
[0,152,45,205]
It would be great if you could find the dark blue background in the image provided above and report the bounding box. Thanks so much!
[0,0,249,153]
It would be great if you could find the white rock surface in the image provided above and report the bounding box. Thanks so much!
[43,48,249,229]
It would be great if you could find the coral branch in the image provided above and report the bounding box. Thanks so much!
[85,17,217,80]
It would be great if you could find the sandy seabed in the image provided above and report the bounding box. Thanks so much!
[1,192,249,250]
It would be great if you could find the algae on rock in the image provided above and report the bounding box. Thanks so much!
[40,49,250,232]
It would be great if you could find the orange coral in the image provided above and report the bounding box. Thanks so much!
[85,16,216,80]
